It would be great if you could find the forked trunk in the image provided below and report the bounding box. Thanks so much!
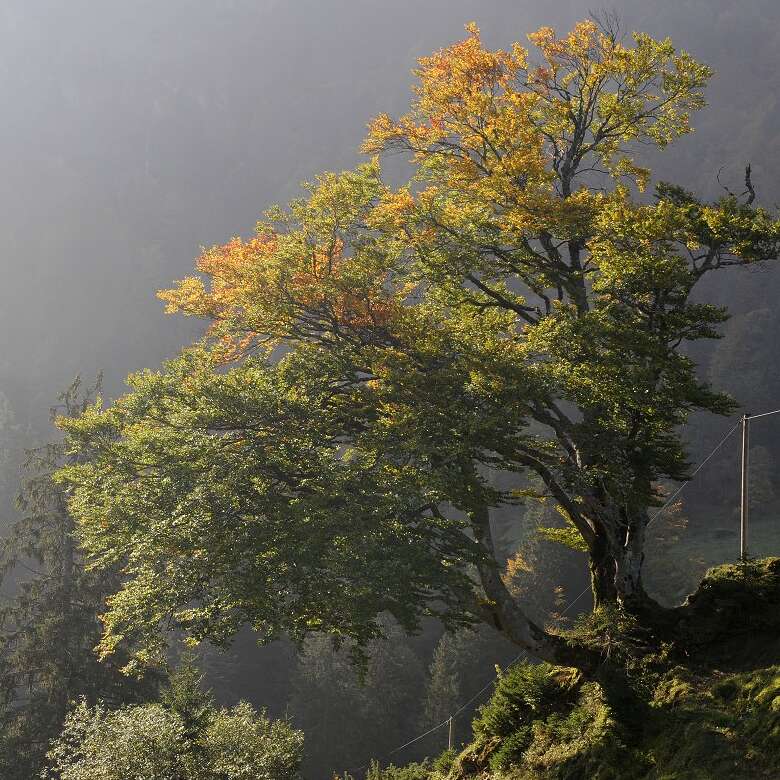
[471,501,664,675]
[588,504,662,619]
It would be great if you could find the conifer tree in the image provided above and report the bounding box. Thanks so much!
[0,378,158,779]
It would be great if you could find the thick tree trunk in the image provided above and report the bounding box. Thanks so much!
[615,548,647,610]
[615,506,649,607]
[589,532,618,608]
[586,503,670,627]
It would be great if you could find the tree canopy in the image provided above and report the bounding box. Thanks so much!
[56,20,780,670]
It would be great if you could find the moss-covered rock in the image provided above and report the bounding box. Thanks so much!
[675,557,780,663]
[446,663,779,779]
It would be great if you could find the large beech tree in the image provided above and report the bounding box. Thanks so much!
[57,21,780,669]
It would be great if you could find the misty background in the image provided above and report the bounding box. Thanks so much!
[1,0,780,774]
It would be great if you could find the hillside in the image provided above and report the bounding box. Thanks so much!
[369,559,780,779]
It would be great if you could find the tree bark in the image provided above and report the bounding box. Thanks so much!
[589,533,618,609]
[585,503,675,633]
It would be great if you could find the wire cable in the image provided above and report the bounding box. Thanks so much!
[387,718,451,756]
[646,419,741,528]
[647,407,780,528]
[743,407,780,420]
[559,584,591,615]
[450,673,504,719]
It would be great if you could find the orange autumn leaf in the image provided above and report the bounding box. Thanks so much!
[158,165,402,358]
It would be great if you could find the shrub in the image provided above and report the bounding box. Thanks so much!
[470,662,582,771]
[42,697,303,780]
[42,700,186,780]
[473,662,567,741]
[204,702,303,780]
[365,759,431,780]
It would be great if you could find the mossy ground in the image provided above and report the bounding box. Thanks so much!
[366,559,780,780]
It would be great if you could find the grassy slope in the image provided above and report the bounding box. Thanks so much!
[645,511,780,605]
[368,559,780,780]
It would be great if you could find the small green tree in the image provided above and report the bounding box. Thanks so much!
[422,636,460,731]
[421,627,517,750]
[43,665,303,780]
[287,625,425,775]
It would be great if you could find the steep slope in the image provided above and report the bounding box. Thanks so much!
[369,559,780,780]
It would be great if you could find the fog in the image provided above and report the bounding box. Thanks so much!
[0,1,778,421]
